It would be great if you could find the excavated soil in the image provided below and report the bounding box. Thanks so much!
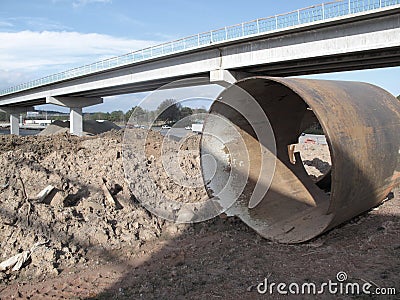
[0,130,399,299]
[39,120,120,136]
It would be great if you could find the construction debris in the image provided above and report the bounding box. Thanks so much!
[0,179,9,190]
[0,250,30,272]
[34,185,55,203]
[0,241,48,272]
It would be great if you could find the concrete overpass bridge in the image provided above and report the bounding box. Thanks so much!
[0,0,399,244]
[0,0,399,135]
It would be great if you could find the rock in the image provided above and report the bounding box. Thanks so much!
[139,229,157,241]
[50,191,65,208]
[78,199,104,213]
[0,272,7,281]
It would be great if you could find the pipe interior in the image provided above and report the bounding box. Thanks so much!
[208,78,334,242]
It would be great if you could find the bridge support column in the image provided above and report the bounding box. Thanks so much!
[210,70,251,87]
[46,96,103,136]
[70,107,83,136]
[10,113,19,135]
[0,106,34,135]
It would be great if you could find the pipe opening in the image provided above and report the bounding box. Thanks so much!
[296,118,332,192]
[204,78,333,243]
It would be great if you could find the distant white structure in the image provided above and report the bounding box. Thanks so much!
[26,111,40,117]
[192,123,203,133]
[24,119,52,125]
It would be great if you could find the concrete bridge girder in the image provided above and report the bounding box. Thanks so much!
[209,70,251,86]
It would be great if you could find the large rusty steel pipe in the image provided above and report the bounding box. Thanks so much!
[202,77,400,243]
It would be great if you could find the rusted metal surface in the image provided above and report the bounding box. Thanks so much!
[202,77,400,243]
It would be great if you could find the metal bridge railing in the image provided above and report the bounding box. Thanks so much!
[1,0,399,96]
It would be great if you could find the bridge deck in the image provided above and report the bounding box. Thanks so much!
[1,0,400,101]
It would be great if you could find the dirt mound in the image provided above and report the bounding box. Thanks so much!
[0,130,186,284]
[39,120,120,136]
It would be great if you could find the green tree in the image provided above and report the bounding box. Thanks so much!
[126,106,147,123]
[193,107,208,114]
[148,110,157,125]
[157,99,181,124]
[180,106,193,119]
[109,110,124,122]
[125,106,136,121]
[87,112,110,121]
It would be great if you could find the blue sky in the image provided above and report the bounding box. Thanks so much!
[1,0,399,112]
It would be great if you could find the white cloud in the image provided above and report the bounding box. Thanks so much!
[0,17,71,31]
[72,0,112,8]
[23,17,72,31]
[0,30,158,89]
[0,70,31,89]
[0,21,13,28]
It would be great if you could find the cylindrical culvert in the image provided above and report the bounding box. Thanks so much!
[201,77,400,243]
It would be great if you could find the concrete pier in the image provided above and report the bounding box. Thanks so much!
[46,96,103,136]
[0,106,33,135]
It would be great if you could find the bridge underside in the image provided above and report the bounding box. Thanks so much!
[242,46,400,76]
